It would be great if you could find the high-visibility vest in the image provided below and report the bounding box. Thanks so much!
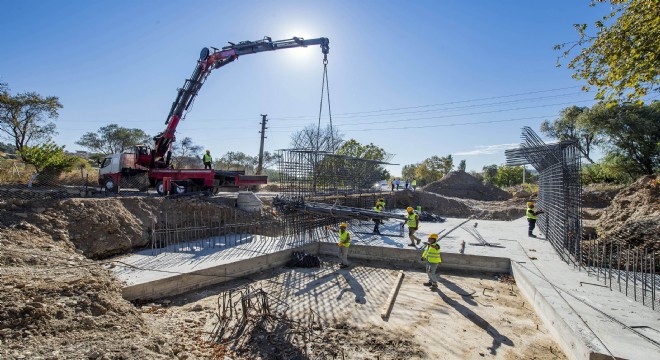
[423,243,441,263]
[338,230,351,247]
[374,204,382,212]
[377,200,385,209]
[526,207,537,220]
[203,154,212,163]
[406,213,418,228]
[412,180,417,186]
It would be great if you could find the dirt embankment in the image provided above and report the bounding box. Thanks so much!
[423,171,512,201]
[596,175,659,249]
[0,196,244,259]
[392,190,525,220]
[0,224,177,359]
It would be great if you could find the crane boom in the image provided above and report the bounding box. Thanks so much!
[141,36,330,169]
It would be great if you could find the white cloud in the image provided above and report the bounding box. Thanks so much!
[453,143,520,156]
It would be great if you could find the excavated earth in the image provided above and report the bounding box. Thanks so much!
[596,175,659,249]
[423,171,512,201]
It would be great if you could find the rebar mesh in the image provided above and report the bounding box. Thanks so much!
[505,127,582,265]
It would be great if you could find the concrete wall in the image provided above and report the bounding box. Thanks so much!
[318,243,511,273]
[122,242,318,301]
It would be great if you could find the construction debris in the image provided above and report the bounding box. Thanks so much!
[381,270,405,320]
[286,251,321,268]
[273,197,407,221]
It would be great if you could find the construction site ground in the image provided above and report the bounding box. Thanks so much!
[142,264,566,360]
[112,216,660,360]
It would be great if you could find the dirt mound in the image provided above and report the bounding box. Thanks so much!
[0,225,175,359]
[0,196,239,259]
[393,190,524,220]
[596,175,660,249]
[582,184,623,208]
[422,171,512,201]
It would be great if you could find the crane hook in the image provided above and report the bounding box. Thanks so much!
[323,54,328,65]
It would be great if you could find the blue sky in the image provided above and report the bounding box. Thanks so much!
[1,1,615,175]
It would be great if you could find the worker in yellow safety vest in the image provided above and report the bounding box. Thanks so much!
[377,197,386,209]
[404,207,421,247]
[526,201,544,238]
[202,150,213,169]
[326,223,351,268]
[422,233,442,288]
[373,201,383,234]
[412,179,417,191]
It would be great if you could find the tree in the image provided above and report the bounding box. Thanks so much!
[402,164,418,181]
[458,159,466,172]
[402,154,454,186]
[171,137,203,168]
[555,0,660,103]
[18,141,77,173]
[482,164,498,185]
[583,101,660,175]
[0,83,61,160]
[0,142,16,153]
[540,106,601,163]
[76,124,150,155]
[216,151,257,171]
[336,139,391,179]
[261,151,281,169]
[495,165,524,187]
[290,124,343,152]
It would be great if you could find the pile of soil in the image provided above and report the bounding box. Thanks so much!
[392,190,524,220]
[0,196,247,259]
[422,171,512,201]
[596,175,659,249]
[0,225,176,359]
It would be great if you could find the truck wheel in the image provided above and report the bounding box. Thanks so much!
[104,178,118,193]
[156,181,165,196]
[174,184,186,194]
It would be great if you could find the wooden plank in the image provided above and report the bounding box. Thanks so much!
[381,270,405,320]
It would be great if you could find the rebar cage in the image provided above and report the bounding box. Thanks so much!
[505,127,582,265]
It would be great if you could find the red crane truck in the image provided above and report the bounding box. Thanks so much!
[98,36,330,195]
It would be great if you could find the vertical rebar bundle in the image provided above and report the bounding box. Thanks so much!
[505,127,582,265]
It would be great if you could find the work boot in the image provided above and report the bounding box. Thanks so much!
[416,239,421,245]
[408,243,416,247]
[528,234,537,238]
[423,281,433,287]
[340,264,349,268]
[430,283,438,289]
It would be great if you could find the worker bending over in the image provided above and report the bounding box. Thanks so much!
[404,207,421,246]
[327,223,351,268]
[526,201,544,238]
[422,233,442,288]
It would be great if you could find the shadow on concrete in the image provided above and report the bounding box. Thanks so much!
[439,276,478,306]
[432,287,513,355]
[337,272,366,304]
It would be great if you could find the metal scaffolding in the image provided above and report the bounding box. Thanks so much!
[505,127,582,265]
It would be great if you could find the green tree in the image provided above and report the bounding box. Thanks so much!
[18,141,77,173]
[0,142,16,153]
[556,0,660,102]
[482,164,498,185]
[216,151,257,171]
[583,101,660,175]
[402,163,418,181]
[76,124,150,155]
[0,83,61,160]
[171,137,203,168]
[458,159,466,172]
[540,106,601,163]
[336,139,391,180]
[402,154,454,185]
[495,165,524,187]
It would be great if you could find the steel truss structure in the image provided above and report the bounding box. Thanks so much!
[506,127,582,265]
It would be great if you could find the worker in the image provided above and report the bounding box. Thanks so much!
[373,201,383,234]
[404,206,421,246]
[395,178,401,190]
[377,197,386,209]
[526,201,544,238]
[404,180,409,190]
[202,150,213,170]
[326,223,351,268]
[412,179,417,191]
[421,233,442,288]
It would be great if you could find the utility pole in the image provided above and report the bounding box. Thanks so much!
[256,114,268,175]
[522,164,526,184]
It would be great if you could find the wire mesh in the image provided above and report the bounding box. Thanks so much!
[505,127,582,265]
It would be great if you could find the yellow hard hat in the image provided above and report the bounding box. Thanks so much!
[206,149,210,153]
[379,197,384,201]
[406,207,414,212]
[527,202,534,207]
[339,223,347,228]
[429,233,439,240]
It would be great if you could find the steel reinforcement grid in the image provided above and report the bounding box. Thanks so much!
[505,127,582,265]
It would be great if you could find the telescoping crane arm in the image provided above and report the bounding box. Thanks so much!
[142,36,330,169]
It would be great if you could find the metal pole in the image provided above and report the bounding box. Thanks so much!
[256,114,268,175]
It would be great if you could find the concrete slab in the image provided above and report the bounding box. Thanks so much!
[110,216,660,360]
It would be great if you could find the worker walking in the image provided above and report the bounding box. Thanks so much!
[404,206,421,246]
[327,223,351,268]
[202,150,213,170]
[377,197,386,210]
[373,201,383,234]
[412,179,417,191]
[422,233,442,288]
[526,201,544,238]
[395,178,400,190]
